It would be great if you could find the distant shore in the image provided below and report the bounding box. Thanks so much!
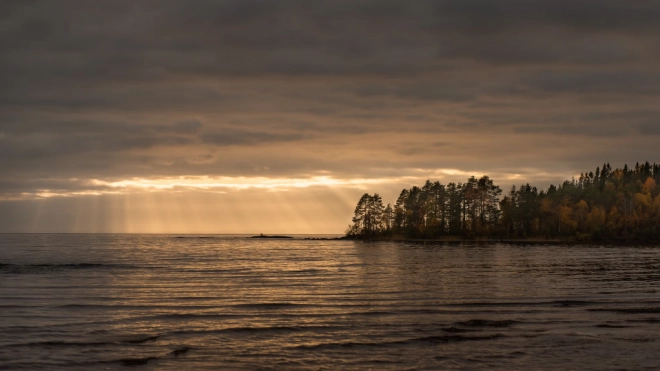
[346,236,660,245]
[249,234,293,239]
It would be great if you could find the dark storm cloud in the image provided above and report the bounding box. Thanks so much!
[637,123,660,136]
[518,70,660,95]
[3,1,659,82]
[0,117,202,136]
[1,0,660,202]
[172,120,203,134]
[0,131,192,159]
[0,118,204,161]
[200,129,305,146]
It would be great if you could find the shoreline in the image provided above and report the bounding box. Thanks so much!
[336,236,660,245]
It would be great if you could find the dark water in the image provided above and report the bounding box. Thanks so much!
[1,234,660,370]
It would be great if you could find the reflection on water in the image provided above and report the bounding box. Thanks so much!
[1,234,660,370]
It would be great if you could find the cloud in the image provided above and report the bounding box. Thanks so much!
[200,130,305,146]
[171,120,203,134]
[637,123,660,135]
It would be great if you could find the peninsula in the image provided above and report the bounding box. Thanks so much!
[346,162,660,242]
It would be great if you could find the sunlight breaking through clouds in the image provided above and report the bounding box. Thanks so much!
[94,176,395,192]
[9,175,411,200]
[6,167,576,201]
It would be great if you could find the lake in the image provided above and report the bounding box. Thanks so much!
[1,234,659,370]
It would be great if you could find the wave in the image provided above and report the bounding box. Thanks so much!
[5,334,163,348]
[209,325,303,333]
[124,335,160,344]
[295,333,505,350]
[295,341,390,350]
[113,347,191,366]
[627,318,660,323]
[441,327,474,333]
[129,308,496,322]
[589,307,660,314]
[3,340,112,348]
[170,346,191,357]
[231,302,305,309]
[0,263,136,274]
[168,325,331,337]
[455,320,517,327]
[52,304,216,310]
[552,300,595,307]
[154,313,243,320]
[2,263,104,268]
[411,334,505,343]
[118,357,159,366]
[444,300,603,308]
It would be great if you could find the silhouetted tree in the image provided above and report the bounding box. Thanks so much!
[347,162,660,241]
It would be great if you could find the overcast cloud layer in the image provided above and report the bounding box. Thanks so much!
[1,1,659,232]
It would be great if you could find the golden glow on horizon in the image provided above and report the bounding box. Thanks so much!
[92,175,390,191]
[5,169,575,201]
[11,174,417,200]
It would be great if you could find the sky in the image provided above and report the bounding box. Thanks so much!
[1,0,659,233]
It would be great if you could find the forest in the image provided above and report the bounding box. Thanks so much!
[346,162,660,242]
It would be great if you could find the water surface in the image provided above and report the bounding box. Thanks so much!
[1,234,659,370]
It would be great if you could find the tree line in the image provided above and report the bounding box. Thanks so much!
[346,162,660,241]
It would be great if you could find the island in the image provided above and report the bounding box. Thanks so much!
[249,234,294,239]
